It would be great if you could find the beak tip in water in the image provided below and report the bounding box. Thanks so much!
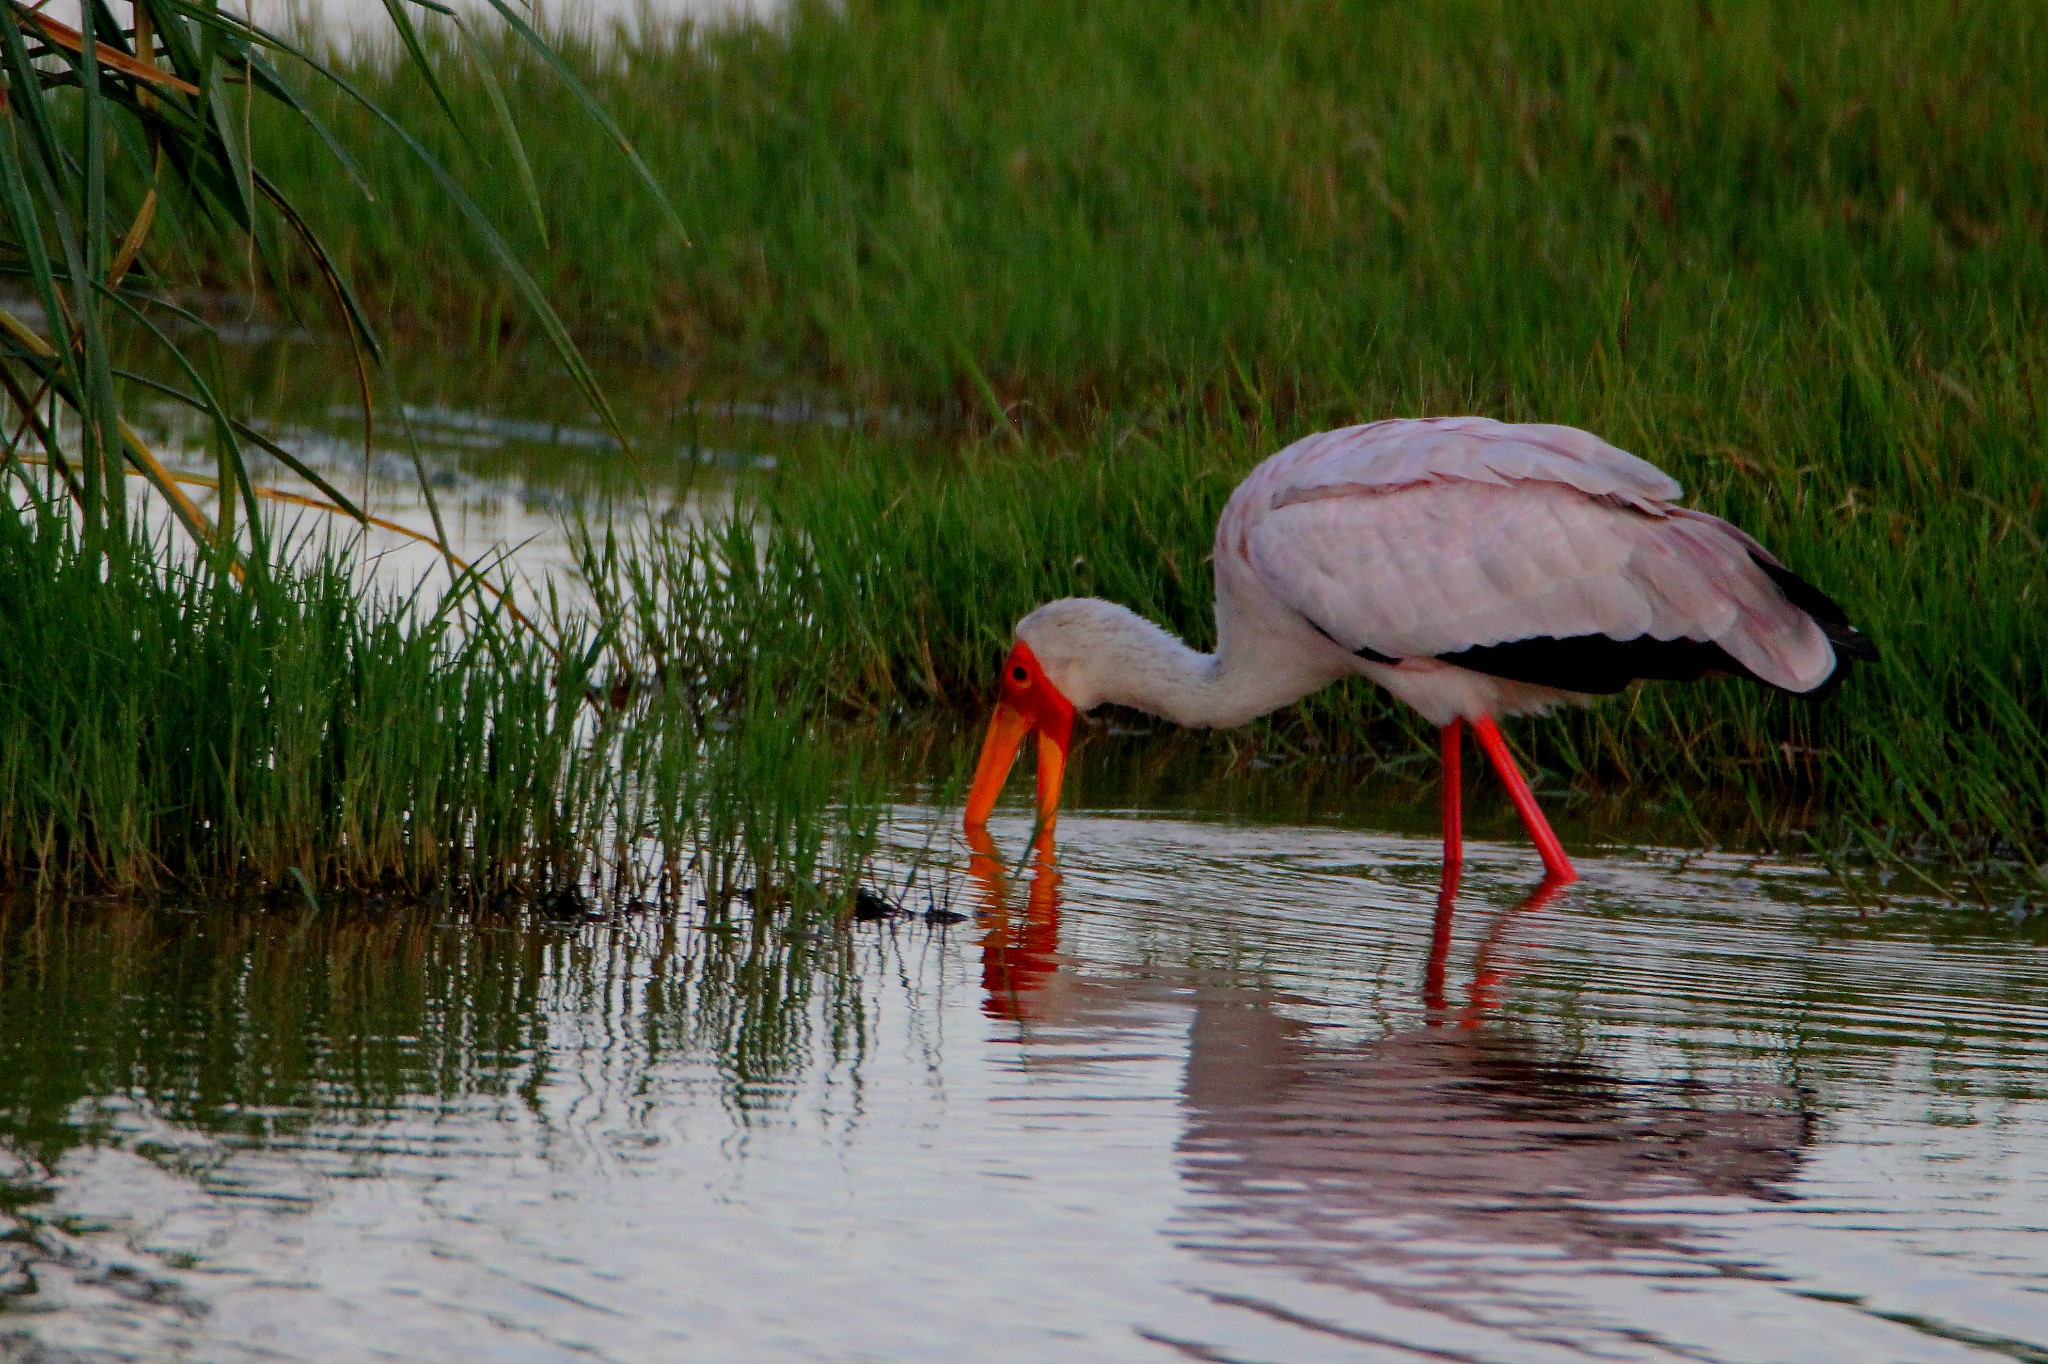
[967,643,1078,837]
[965,701,1033,831]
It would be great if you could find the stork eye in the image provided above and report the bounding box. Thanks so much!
[1011,665,1030,684]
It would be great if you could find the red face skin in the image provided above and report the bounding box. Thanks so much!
[964,640,1077,836]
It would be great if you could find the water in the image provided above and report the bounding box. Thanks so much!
[99,336,879,606]
[4,810,2046,1361]
[38,1,781,43]
[13,328,2046,1357]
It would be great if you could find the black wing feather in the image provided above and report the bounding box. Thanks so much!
[1427,558,1873,697]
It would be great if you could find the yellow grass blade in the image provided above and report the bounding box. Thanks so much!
[20,12,200,96]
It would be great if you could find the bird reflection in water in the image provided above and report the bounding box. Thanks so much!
[964,825,1064,1022]
[961,829,1813,1313]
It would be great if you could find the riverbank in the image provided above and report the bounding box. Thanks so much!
[0,498,882,902]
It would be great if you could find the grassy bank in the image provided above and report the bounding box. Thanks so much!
[0,503,884,906]
[248,0,2046,415]
[209,0,2046,888]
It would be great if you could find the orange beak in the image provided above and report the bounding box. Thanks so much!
[964,641,1076,836]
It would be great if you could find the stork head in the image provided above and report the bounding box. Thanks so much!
[963,627,1077,835]
[966,598,1189,834]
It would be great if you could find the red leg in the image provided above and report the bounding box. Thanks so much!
[1471,715,1577,884]
[1439,720,1463,900]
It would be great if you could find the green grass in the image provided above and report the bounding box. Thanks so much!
[67,0,2048,891]
[0,499,887,906]
[249,0,2046,416]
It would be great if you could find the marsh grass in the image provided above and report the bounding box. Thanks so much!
[0,498,891,909]
[13,0,2042,897]
[240,0,2042,889]
[252,0,2045,415]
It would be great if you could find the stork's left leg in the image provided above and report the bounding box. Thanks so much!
[1471,715,1577,884]
[1439,719,1464,901]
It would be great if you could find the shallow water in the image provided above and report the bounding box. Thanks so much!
[41,1,781,43]
[4,809,2045,1362]
[98,336,873,605]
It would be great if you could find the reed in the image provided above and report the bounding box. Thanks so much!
[0,0,881,909]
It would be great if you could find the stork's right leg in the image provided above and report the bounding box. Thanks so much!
[1471,715,1577,885]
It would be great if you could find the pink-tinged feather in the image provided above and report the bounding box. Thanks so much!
[1223,418,1838,707]
[1264,416,1683,512]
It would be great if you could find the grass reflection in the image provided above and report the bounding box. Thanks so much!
[0,878,878,1198]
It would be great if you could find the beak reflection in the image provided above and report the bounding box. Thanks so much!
[964,824,1063,1022]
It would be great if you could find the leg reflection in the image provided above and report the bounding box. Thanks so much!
[1426,871,1575,1027]
[963,825,1572,1027]
[964,826,1063,1022]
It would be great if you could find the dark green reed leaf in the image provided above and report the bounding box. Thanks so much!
[190,5,642,459]
[111,369,368,526]
[251,167,384,363]
[0,0,688,601]
[96,283,267,556]
[475,0,687,246]
[376,0,480,160]
[456,13,547,247]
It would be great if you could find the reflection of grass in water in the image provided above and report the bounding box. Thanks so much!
[0,500,890,909]
[0,885,870,1189]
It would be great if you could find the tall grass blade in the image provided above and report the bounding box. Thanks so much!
[455,14,546,246]
[474,0,687,245]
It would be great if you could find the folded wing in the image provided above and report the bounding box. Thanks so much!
[1246,471,1851,695]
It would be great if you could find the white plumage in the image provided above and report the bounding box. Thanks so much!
[1259,416,1682,507]
[1207,417,1842,726]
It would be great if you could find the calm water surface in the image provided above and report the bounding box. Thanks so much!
[3,811,2045,1362]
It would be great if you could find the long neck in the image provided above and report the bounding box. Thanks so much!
[1085,602,1336,730]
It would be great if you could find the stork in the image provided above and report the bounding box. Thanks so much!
[962,417,1873,891]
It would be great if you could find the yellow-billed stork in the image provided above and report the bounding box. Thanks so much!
[963,416,1874,891]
